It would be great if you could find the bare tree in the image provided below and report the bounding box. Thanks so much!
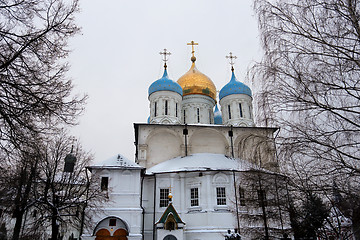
[235,170,291,240]
[0,132,106,240]
[33,132,105,240]
[0,0,86,152]
[0,142,43,240]
[251,0,360,238]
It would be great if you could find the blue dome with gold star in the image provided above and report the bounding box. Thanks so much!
[149,69,183,96]
[219,71,252,100]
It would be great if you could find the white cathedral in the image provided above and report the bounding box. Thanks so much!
[83,43,291,240]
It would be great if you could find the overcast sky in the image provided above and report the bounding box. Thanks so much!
[68,0,263,163]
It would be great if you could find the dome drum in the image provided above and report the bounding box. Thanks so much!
[219,94,254,127]
[149,91,182,124]
[182,94,215,124]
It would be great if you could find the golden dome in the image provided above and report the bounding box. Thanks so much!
[177,62,217,101]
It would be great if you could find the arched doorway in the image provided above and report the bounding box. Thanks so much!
[94,217,129,240]
[113,229,127,240]
[95,228,128,240]
[163,235,177,240]
[95,229,110,240]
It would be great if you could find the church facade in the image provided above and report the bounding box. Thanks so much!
[84,44,291,240]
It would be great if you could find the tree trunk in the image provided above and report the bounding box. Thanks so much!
[11,163,37,240]
[51,208,59,240]
[352,206,360,240]
[11,210,24,240]
[258,174,269,240]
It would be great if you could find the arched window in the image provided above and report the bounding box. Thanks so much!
[228,105,231,119]
[154,102,157,117]
[165,221,175,230]
[239,103,243,117]
[164,214,177,231]
[197,108,200,123]
[175,103,178,117]
[165,100,168,115]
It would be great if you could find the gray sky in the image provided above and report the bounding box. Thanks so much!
[68,0,262,163]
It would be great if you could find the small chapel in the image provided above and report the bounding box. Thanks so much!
[83,42,292,240]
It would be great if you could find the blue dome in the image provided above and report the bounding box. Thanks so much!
[147,116,150,123]
[219,71,252,100]
[148,69,183,96]
[214,105,222,125]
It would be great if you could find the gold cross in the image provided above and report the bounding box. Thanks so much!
[187,40,198,57]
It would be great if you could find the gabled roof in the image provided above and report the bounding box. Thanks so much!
[156,203,185,224]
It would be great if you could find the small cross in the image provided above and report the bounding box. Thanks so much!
[187,40,199,56]
[226,52,237,67]
[160,49,171,68]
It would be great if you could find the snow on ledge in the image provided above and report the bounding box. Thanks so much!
[147,153,259,174]
[91,154,142,169]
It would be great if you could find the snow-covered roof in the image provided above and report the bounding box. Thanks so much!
[90,154,143,169]
[147,153,259,174]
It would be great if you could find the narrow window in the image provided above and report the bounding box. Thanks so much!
[249,106,252,119]
[154,102,157,117]
[239,188,245,206]
[165,100,168,115]
[183,110,186,124]
[190,188,199,206]
[197,108,200,123]
[109,219,116,226]
[101,177,108,191]
[239,103,243,117]
[176,103,178,117]
[209,110,211,124]
[216,187,226,205]
[228,105,231,119]
[257,190,267,207]
[160,188,169,207]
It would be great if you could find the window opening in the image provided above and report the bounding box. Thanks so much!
[165,100,168,115]
[109,218,116,226]
[160,188,170,207]
[154,102,157,117]
[190,188,199,206]
[176,103,178,117]
[216,187,226,205]
[101,177,108,191]
[239,188,245,206]
[197,108,200,123]
[249,106,252,119]
[239,103,243,117]
[183,110,186,124]
[228,105,231,119]
[209,110,211,123]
